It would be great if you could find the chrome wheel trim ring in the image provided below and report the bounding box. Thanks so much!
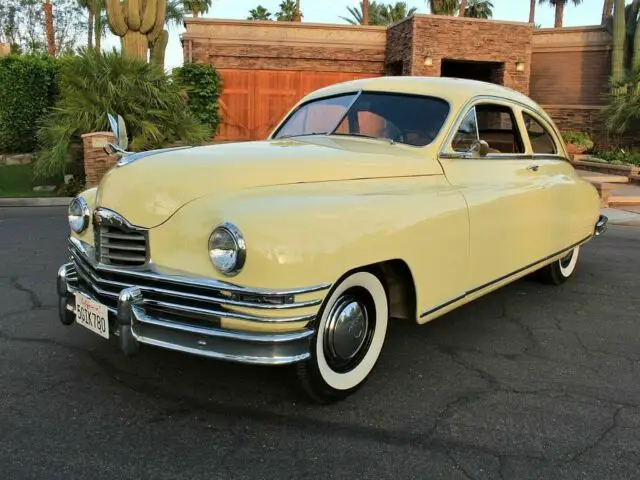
[324,295,369,367]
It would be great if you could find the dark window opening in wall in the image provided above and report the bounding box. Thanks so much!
[387,61,404,76]
[441,59,504,85]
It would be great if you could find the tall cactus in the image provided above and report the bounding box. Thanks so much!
[634,10,640,70]
[150,30,169,68]
[106,0,168,61]
[612,0,626,83]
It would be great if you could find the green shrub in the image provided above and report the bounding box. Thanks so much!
[561,131,594,150]
[173,63,223,134]
[36,48,213,178]
[595,148,640,167]
[604,69,640,136]
[0,55,60,154]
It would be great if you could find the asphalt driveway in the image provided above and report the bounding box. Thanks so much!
[1,206,639,479]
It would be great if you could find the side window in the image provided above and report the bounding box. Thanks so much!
[452,108,478,152]
[523,113,557,155]
[475,104,524,154]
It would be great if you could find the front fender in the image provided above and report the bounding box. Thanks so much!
[149,176,469,316]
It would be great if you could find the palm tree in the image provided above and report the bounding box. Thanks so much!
[602,0,614,24]
[248,5,272,20]
[78,0,106,51]
[538,0,583,28]
[184,0,212,18]
[427,0,459,15]
[381,2,417,23]
[459,0,468,16]
[341,1,385,25]
[529,0,536,23]
[466,0,493,18]
[44,0,56,56]
[276,0,302,21]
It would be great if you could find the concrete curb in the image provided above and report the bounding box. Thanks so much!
[0,197,72,207]
[601,208,640,227]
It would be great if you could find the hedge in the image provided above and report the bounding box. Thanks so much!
[173,63,223,135]
[0,55,60,154]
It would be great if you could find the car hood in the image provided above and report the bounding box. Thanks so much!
[95,136,439,228]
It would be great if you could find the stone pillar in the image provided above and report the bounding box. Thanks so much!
[81,132,116,187]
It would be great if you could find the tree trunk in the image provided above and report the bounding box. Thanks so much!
[121,30,148,61]
[602,0,614,25]
[88,10,94,49]
[362,0,369,24]
[94,11,101,52]
[554,0,564,28]
[43,0,56,56]
[295,0,301,22]
[459,0,467,17]
[634,10,640,70]
[529,0,536,23]
[612,0,625,82]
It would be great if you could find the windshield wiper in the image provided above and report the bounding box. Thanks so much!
[331,133,396,145]
[276,132,330,140]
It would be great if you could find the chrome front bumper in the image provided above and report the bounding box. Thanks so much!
[595,215,608,236]
[57,238,330,365]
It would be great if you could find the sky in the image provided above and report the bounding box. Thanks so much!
[104,0,605,71]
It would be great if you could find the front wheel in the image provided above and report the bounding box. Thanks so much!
[296,271,388,404]
[537,246,580,285]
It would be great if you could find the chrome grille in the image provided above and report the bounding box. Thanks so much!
[67,238,325,328]
[98,225,148,266]
[93,208,148,267]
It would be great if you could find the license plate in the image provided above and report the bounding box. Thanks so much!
[75,294,109,339]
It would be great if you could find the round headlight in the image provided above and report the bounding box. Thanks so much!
[68,197,90,233]
[208,223,246,276]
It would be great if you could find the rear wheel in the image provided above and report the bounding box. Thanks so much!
[296,271,388,404]
[537,246,580,285]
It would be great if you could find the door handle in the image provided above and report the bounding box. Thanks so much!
[526,164,540,172]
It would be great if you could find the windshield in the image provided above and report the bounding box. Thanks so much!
[273,92,450,147]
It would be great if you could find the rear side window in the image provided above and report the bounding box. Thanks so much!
[523,113,557,154]
[475,104,524,154]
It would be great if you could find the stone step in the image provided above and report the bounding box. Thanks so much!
[609,196,640,207]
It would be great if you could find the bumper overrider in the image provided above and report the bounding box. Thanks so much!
[57,237,331,365]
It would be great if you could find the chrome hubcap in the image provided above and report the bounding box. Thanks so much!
[325,296,369,363]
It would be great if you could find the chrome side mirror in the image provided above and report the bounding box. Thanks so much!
[469,139,490,158]
[105,113,132,156]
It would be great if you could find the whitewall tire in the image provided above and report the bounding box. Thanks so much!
[296,271,388,403]
[538,246,580,285]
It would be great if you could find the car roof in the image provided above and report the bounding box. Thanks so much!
[302,76,541,111]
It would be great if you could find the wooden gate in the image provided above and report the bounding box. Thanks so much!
[216,69,379,141]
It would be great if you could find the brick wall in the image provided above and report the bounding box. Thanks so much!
[387,15,532,95]
[81,132,116,187]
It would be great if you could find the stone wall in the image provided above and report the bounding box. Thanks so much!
[387,15,533,94]
[183,19,387,74]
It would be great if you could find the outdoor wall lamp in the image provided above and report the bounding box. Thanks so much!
[424,56,433,67]
[516,58,525,72]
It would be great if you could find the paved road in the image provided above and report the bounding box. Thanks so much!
[1,207,639,479]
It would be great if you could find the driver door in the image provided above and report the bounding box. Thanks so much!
[439,100,551,290]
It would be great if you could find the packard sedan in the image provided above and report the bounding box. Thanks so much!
[57,77,607,403]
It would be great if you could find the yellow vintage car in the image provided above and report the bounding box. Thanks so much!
[57,77,607,403]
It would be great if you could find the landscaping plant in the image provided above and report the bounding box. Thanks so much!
[36,48,212,178]
[0,55,60,154]
[173,63,223,133]
[561,131,594,156]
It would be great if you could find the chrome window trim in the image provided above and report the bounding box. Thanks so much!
[438,95,569,162]
[520,108,561,156]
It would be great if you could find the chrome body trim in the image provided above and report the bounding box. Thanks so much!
[58,237,332,365]
[93,208,149,267]
[595,215,608,236]
[420,234,593,318]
